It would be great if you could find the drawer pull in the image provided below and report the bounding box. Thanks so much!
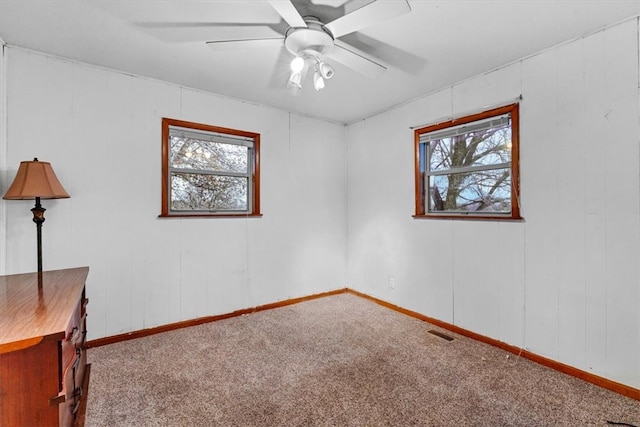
[72,390,82,414]
[67,326,79,342]
[72,351,81,372]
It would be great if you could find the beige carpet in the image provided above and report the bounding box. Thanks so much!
[86,293,639,426]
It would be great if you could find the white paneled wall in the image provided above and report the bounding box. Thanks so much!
[1,48,347,341]
[347,18,640,389]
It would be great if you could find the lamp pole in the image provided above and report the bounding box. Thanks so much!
[31,196,46,276]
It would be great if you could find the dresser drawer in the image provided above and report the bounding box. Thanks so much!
[61,301,85,369]
[62,349,84,398]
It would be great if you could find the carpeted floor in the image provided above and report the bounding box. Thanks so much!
[86,293,639,426]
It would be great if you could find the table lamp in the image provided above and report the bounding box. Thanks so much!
[3,158,70,279]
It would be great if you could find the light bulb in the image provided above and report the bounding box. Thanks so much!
[318,61,334,79]
[288,71,302,89]
[313,71,325,91]
[290,57,304,73]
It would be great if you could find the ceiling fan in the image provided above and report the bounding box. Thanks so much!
[205,0,411,91]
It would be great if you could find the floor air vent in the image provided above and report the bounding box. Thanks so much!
[428,330,454,341]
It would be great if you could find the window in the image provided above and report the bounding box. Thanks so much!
[161,118,260,217]
[414,103,520,219]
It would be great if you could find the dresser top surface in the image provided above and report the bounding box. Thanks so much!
[0,267,89,351]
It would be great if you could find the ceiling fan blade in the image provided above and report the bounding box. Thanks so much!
[267,0,308,28]
[331,40,386,79]
[206,38,284,51]
[136,22,284,43]
[325,0,411,38]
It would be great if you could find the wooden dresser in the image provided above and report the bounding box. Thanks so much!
[0,267,90,427]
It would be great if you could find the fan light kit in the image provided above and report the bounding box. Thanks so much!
[283,16,337,91]
[288,56,335,91]
[205,0,411,92]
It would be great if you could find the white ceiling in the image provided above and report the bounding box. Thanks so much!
[1,0,639,124]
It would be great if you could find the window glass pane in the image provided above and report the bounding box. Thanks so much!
[170,136,248,173]
[428,124,511,172]
[428,168,511,213]
[171,172,248,211]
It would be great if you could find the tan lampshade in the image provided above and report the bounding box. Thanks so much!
[3,159,70,200]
